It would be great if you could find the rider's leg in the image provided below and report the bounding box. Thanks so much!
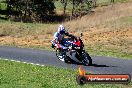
[56,44,67,61]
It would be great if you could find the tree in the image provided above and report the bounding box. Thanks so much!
[111,0,115,3]
[61,0,68,14]
[72,0,94,17]
[33,0,55,21]
[5,0,56,22]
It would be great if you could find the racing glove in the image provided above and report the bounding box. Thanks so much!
[71,35,77,41]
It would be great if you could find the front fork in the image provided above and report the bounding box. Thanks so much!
[75,50,85,61]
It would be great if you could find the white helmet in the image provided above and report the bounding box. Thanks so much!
[57,25,65,34]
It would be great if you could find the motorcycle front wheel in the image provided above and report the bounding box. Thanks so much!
[82,51,92,66]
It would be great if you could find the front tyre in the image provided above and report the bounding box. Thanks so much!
[81,51,92,66]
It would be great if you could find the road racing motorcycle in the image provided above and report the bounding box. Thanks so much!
[54,33,92,66]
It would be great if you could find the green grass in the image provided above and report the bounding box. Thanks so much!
[87,46,132,59]
[0,58,132,88]
[54,1,73,13]
[97,0,110,6]
[97,0,132,6]
[54,1,64,11]
[108,16,132,28]
[55,0,132,12]
[114,0,132,3]
[117,16,132,24]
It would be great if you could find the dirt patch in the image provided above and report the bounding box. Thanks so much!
[0,35,52,48]
[83,28,132,54]
[0,28,131,54]
[83,28,132,42]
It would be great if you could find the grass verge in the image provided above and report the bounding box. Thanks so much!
[0,19,131,59]
[0,58,132,88]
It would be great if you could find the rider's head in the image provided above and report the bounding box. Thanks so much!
[57,25,65,34]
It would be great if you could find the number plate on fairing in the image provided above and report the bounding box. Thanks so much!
[75,47,80,49]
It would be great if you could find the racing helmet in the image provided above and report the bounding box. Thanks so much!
[57,25,65,34]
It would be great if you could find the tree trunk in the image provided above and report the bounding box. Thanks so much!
[63,0,67,14]
[72,0,75,16]
[111,0,115,3]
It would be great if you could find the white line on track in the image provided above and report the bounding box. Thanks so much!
[0,58,45,67]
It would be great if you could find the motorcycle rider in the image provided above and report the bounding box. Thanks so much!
[51,25,76,62]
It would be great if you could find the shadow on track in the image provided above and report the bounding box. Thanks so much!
[66,59,117,67]
[90,64,116,67]
[66,59,82,65]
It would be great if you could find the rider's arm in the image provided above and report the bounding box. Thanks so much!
[64,31,77,40]
[64,31,74,37]
[51,37,61,48]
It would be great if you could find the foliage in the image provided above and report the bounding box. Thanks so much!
[72,0,94,17]
[58,0,95,17]
[2,0,56,22]
[0,0,96,22]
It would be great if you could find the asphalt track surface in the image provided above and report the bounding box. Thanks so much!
[0,46,132,77]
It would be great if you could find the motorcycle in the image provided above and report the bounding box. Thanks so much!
[55,33,92,66]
